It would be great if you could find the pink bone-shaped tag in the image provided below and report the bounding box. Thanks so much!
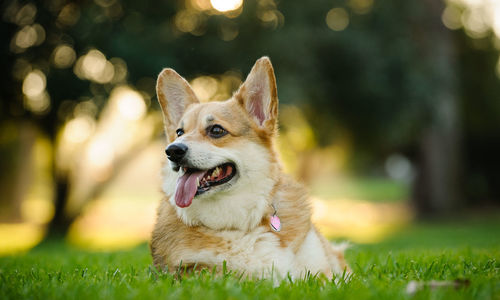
[270,215,281,232]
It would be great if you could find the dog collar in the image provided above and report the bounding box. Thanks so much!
[270,204,281,232]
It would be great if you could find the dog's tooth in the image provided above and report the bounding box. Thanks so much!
[213,167,220,177]
[196,177,200,187]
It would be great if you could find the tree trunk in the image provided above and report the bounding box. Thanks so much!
[46,173,72,238]
[45,135,73,237]
[412,0,463,216]
[0,120,36,222]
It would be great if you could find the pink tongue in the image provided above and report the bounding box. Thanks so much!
[175,170,206,208]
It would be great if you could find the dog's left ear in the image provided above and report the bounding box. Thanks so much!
[156,68,200,140]
[235,57,278,132]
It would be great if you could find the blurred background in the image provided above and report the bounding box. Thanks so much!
[1,0,499,254]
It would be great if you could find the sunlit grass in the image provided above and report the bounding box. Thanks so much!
[313,198,412,243]
[67,196,157,251]
[0,223,44,255]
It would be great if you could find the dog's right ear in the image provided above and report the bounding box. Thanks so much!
[234,57,278,134]
[156,68,199,139]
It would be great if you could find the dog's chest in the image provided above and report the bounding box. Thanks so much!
[177,227,330,278]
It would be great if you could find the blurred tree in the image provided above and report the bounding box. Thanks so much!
[1,0,500,238]
[411,0,462,215]
[0,0,171,236]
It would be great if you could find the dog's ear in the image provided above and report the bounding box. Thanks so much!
[156,68,199,139]
[235,57,278,132]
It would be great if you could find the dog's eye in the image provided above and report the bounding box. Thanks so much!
[207,125,227,138]
[176,128,184,137]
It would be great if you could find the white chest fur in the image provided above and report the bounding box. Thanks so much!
[174,227,331,279]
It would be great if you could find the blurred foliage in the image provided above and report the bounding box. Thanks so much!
[1,0,500,229]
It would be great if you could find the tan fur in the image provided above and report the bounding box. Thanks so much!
[151,57,349,279]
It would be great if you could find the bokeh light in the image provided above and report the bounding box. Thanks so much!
[74,49,115,84]
[14,25,37,49]
[11,24,45,53]
[462,7,489,38]
[445,0,500,78]
[63,116,95,144]
[24,92,51,114]
[257,9,284,29]
[110,58,128,83]
[191,0,212,11]
[14,3,37,26]
[210,0,243,12]
[348,0,374,15]
[446,0,500,39]
[21,70,51,114]
[442,5,463,30]
[385,154,415,183]
[116,88,147,121]
[74,100,98,118]
[57,3,80,27]
[190,76,219,102]
[326,8,349,31]
[22,70,46,98]
[189,73,242,102]
[174,9,205,34]
[52,44,77,68]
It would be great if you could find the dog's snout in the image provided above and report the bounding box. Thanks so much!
[165,143,188,163]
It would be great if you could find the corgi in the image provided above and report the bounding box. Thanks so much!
[150,57,350,280]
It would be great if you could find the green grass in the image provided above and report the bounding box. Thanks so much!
[1,217,499,300]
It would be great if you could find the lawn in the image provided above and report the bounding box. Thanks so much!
[0,216,499,300]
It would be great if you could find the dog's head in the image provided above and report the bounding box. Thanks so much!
[156,57,281,230]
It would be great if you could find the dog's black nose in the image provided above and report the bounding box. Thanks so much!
[165,143,188,163]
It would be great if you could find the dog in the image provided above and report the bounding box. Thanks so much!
[150,57,349,280]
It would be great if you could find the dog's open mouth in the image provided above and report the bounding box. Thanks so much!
[174,163,236,208]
